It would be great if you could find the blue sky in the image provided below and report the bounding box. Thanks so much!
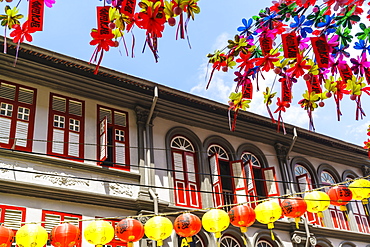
[7,0,370,146]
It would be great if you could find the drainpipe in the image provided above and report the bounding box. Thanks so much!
[145,86,158,214]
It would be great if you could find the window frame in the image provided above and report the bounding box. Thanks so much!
[97,105,130,170]
[0,80,36,151]
[47,93,85,160]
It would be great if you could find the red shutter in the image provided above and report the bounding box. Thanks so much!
[262,167,280,198]
[245,160,258,208]
[99,117,108,162]
[230,160,247,204]
[209,154,223,208]
[185,152,201,208]
[297,174,321,226]
[173,150,187,206]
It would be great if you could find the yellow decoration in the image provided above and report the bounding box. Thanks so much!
[254,201,282,241]
[304,191,330,213]
[202,209,230,239]
[144,216,173,246]
[83,221,114,247]
[15,224,48,247]
[349,179,370,201]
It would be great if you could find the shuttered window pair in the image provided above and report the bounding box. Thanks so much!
[47,94,84,159]
[98,106,129,170]
[0,81,36,151]
[0,205,26,231]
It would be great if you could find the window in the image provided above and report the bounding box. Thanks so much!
[47,94,84,160]
[220,235,242,247]
[171,136,201,209]
[0,81,36,151]
[101,219,127,247]
[320,171,349,230]
[208,146,279,209]
[42,210,82,246]
[256,239,274,247]
[0,204,26,238]
[98,106,130,170]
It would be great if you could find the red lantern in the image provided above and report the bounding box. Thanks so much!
[0,225,14,247]
[174,213,202,244]
[327,185,353,211]
[228,205,256,233]
[115,218,144,247]
[50,223,80,247]
[281,197,307,229]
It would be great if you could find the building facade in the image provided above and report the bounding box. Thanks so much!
[0,38,369,247]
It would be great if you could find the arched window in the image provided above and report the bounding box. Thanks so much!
[345,176,370,233]
[219,235,242,247]
[256,239,274,247]
[171,136,201,209]
[208,144,229,160]
[241,152,260,167]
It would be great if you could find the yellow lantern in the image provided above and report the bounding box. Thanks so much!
[83,221,114,247]
[202,209,230,239]
[254,201,282,230]
[16,224,48,247]
[144,216,173,246]
[304,191,330,220]
[349,179,370,201]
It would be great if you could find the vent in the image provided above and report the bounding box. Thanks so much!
[44,214,61,232]
[99,108,112,124]
[114,112,126,127]
[69,100,82,116]
[18,88,34,104]
[52,96,66,112]
[3,209,23,230]
[63,216,80,227]
[0,83,16,100]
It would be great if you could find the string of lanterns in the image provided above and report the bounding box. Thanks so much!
[0,178,369,247]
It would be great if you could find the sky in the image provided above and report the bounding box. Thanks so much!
[5,0,370,147]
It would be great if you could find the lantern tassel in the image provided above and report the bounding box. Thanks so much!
[270,229,275,241]
[363,199,369,216]
[339,205,347,212]
[317,212,325,227]
[241,233,247,246]
[295,217,300,229]
[127,242,133,247]
[181,238,189,247]
[186,237,192,243]
[157,240,163,246]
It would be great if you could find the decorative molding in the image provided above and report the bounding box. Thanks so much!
[361,165,370,177]
[109,183,134,197]
[35,172,90,187]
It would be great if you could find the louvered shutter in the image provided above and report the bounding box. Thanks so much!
[230,160,247,203]
[173,150,186,206]
[297,174,321,225]
[68,132,79,157]
[52,129,65,154]
[0,117,11,144]
[209,154,223,208]
[44,214,61,232]
[15,121,28,147]
[185,152,200,208]
[99,117,108,162]
[245,160,258,208]
[115,142,126,165]
[3,208,23,230]
[262,167,280,198]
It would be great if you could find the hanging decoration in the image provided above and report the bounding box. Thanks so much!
[304,191,330,224]
[0,225,14,247]
[205,0,370,144]
[228,205,256,233]
[83,220,114,247]
[348,178,370,202]
[115,218,144,247]
[144,216,173,247]
[15,224,48,247]
[281,197,307,229]
[49,223,81,247]
[254,200,282,240]
[202,209,230,239]
[174,213,202,247]
[327,185,353,211]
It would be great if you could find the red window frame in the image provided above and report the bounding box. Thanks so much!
[0,80,36,152]
[101,218,127,247]
[0,204,26,236]
[97,105,130,171]
[41,210,82,246]
[47,93,85,160]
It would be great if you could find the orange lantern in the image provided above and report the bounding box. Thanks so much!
[281,197,307,229]
[202,209,230,239]
[0,225,14,247]
[327,185,352,211]
[115,218,144,247]
[50,223,80,247]
[228,205,256,233]
[174,213,201,245]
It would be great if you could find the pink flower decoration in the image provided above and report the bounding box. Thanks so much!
[45,0,56,8]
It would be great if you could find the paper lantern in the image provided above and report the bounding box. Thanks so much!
[254,201,282,230]
[0,225,14,247]
[50,223,80,247]
[16,224,48,247]
[115,218,144,247]
[83,221,114,247]
[174,213,201,244]
[202,209,230,238]
[349,179,370,201]
[228,205,256,233]
[327,185,352,211]
[304,191,330,219]
[144,216,173,246]
[281,197,307,228]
